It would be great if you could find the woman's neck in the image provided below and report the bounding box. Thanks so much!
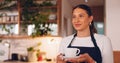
[77,28,90,37]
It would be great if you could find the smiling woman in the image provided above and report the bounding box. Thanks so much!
[69,0,105,35]
[57,4,113,63]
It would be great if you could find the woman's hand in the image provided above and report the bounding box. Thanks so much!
[65,53,96,63]
[56,53,66,63]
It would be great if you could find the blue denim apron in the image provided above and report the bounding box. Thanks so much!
[66,33,102,63]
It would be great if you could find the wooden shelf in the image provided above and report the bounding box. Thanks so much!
[20,20,57,24]
[40,6,57,9]
[48,20,57,23]
[0,35,60,39]
[20,21,32,24]
[0,21,18,24]
[20,6,57,11]
[0,35,30,39]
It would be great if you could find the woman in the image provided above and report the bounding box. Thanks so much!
[57,4,113,63]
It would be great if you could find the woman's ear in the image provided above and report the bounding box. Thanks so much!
[89,16,93,24]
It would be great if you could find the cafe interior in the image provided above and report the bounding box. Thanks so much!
[0,0,120,63]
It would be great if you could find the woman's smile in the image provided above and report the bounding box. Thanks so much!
[74,23,81,27]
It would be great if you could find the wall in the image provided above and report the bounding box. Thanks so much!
[105,0,120,50]
[61,0,73,37]
[91,6,104,21]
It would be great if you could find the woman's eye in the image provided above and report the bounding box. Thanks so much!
[79,15,84,17]
[72,14,84,19]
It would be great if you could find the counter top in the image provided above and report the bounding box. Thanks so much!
[0,61,56,63]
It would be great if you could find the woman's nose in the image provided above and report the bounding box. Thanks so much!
[74,17,80,22]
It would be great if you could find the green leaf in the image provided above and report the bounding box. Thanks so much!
[27,47,34,51]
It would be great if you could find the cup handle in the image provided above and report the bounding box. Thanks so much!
[76,49,80,56]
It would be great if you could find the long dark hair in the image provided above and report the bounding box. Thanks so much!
[72,4,97,33]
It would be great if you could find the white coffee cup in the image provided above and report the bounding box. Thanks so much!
[64,48,80,58]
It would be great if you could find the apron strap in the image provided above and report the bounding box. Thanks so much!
[67,33,76,47]
[89,25,98,47]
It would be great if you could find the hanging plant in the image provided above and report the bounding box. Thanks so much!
[20,0,52,37]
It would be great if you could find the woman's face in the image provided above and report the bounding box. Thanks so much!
[72,8,93,31]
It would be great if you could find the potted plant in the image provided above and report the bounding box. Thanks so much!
[27,42,42,62]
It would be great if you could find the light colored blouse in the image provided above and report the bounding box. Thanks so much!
[59,33,113,63]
